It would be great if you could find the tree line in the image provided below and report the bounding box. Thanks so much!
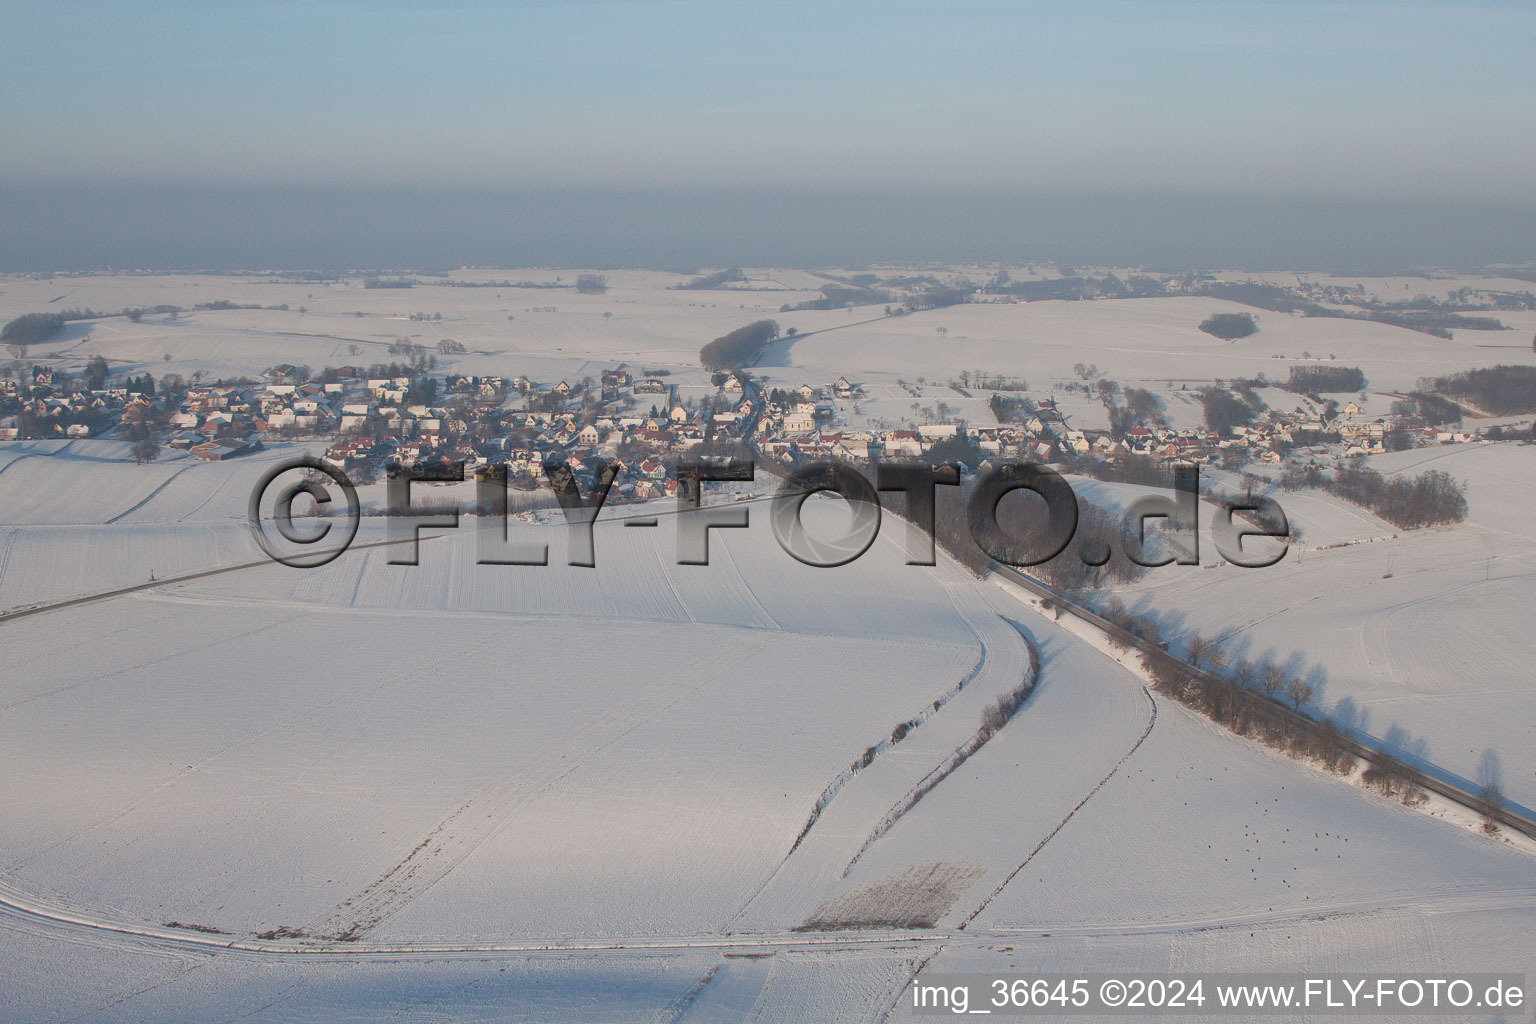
[671,269,745,290]
[700,319,780,371]
[2,312,65,353]
[1195,282,1507,338]
[1327,465,1467,528]
[1421,364,1536,416]
[1199,386,1253,436]
[1286,364,1365,393]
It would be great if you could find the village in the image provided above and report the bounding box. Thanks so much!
[0,348,1503,503]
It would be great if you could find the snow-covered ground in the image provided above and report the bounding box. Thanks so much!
[1087,443,1536,815]
[2,270,1534,1021]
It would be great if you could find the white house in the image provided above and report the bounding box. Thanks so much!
[782,410,815,433]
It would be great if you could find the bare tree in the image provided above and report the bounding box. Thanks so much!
[1259,662,1287,701]
[1476,749,1504,833]
[1230,659,1255,691]
[1364,749,1412,800]
[131,436,161,464]
[1186,635,1213,668]
[1284,675,1314,711]
[121,403,150,440]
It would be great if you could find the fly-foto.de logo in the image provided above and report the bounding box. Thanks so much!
[249,458,1290,572]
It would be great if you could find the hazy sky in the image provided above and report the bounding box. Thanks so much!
[3,1,1534,270]
[4,0,1533,199]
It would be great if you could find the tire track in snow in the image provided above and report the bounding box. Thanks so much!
[840,624,1040,876]
[656,965,721,1024]
[957,685,1158,930]
[304,635,767,942]
[104,466,194,524]
[721,581,1008,933]
[174,464,242,523]
[721,597,992,934]
[0,440,88,481]
[347,547,372,607]
[0,534,439,625]
[0,451,43,481]
[876,947,945,1024]
[0,529,14,591]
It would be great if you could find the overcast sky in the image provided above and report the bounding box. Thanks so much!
[3,1,1533,269]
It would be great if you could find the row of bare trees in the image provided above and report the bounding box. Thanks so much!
[1122,614,1509,831]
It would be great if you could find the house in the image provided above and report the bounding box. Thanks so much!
[782,410,815,433]
[577,424,600,445]
[192,438,259,461]
[833,436,871,459]
[884,430,922,457]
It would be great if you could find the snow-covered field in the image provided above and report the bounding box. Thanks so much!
[756,292,1536,433]
[2,271,1534,1021]
[1088,443,1536,815]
